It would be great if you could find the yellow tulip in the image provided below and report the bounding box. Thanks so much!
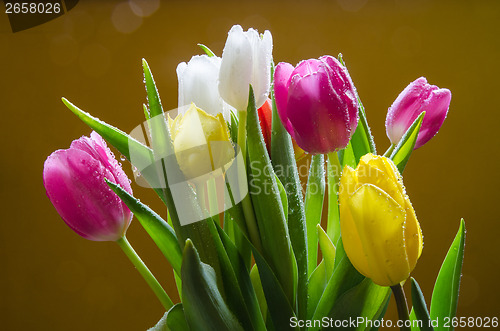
[339,153,423,286]
[169,104,234,180]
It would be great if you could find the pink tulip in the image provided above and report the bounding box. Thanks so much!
[43,132,133,241]
[274,56,359,154]
[386,77,451,149]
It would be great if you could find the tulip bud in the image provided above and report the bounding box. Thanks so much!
[274,56,359,154]
[385,77,451,149]
[258,98,306,160]
[339,154,423,286]
[257,99,273,155]
[177,55,235,121]
[169,103,234,180]
[218,25,273,110]
[43,132,133,241]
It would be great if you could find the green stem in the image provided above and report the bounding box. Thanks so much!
[237,109,263,252]
[326,151,342,245]
[305,154,325,275]
[391,284,411,331]
[116,236,173,311]
[383,144,396,157]
[238,110,248,166]
[241,189,262,252]
[207,177,219,216]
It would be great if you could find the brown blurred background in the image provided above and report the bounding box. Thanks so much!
[0,0,498,329]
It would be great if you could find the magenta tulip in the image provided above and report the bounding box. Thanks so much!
[43,132,133,241]
[274,56,359,154]
[386,77,451,149]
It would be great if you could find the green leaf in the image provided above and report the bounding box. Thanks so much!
[275,174,288,221]
[225,202,252,269]
[410,310,419,331]
[229,110,239,144]
[349,97,377,163]
[143,103,151,121]
[247,85,295,305]
[369,292,391,331]
[224,208,251,269]
[251,245,298,330]
[430,219,466,330]
[327,278,391,331]
[142,59,223,282]
[270,61,309,319]
[148,312,168,331]
[166,304,189,331]
[250,265,268,323]
[411,278,433,331]
[389,112,425,173]
[181,240,244,331]
[198,43,216,57]
[205,218,260,330]
[142,59,164,118]
[146,305,189,331]
[205,217,245,322]
[317,225,336,278]
[309,239,365,331]
[61,97,153,171]
[307,261,327,320]
[305,154,326,275]
[106,180,182,277]
[326,152,342,246]
[338,141,357,169]
[142,59,173,157]
[215,223,267,331]
[338,53,376,161]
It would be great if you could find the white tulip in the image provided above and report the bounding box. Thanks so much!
[177,55,234,121]
[218,25,273,111]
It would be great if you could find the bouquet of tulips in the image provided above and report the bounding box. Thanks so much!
[43,25,465,330]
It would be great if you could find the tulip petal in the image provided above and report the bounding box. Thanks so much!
[176,55,235,121]
[386,77,429,144]
[339,166,372,277]
[219,25,253,111]
[415,88,451,149]
[320,55,359,133]
[386,77,451,149]
[404,197,423,271]
[339,165,358,199]
[171,106,212,179]
[70,132,132,196]
[90,131,133,194]
[271,55,359,154]
[170,105,234,180]
[250,29,273,109]
[356,154,405,207]
[292,58,322,78]
[346,184,410,286]
[274,62,295,136]
[286,71,350,154]
[44,149,130,241]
